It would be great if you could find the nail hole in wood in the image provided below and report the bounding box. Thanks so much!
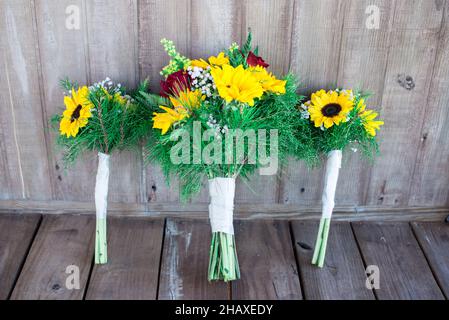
[297,242,312,250]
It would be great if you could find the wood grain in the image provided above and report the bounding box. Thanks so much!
[10,214,95,300]
[0,0,448,210]
[189,0,242,204]
[411,222,449,298]
[280,0,347,206]
[292,221,374,300]
[365,0,445,206]
[34,0,98,202]
[0,213,41,299]
[352,221,444,300]
[158,218,229,300]
[335,0,396,206]
[231,0,295,204]
[0,0,53,200]
[409,1,449,206]
[232,220,302,299]
[138,0,188,203]
[85,217,164,300]
[85,0,142,203]
[1,199,448,221]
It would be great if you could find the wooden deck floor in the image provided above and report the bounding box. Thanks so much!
[0,213,448,300]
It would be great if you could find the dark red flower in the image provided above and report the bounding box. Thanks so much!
[160,70,190,97]
[246,51,269,68]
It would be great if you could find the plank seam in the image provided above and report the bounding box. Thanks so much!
[7,214,43,300]
[349,222,378,300]
[410,222,448,299]
[407,2,448,206]
[3,51,26,199]
[155,217,167,300]
[288,221,305,300]
[363,0,398,204]
[30,0,56,200]
[82,0,92,84]
[81,249,95,300]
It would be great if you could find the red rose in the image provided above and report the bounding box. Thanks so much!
[246,51,269,68]
[160,70,190,97]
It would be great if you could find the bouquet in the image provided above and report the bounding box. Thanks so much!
[141,32,311,281]
[52,78,149,264]
[297,89,384,267]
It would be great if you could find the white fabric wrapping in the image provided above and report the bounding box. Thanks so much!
[95,152,110,220]
[208,177,236,235]
[322,150,342,219]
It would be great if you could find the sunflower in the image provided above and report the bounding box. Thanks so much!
[249,66,286,94]
[60,86,93,137]
[208,52,229,66]
[190,52,230,69]
[153,89,203,135]
[357,99,384,136]
[152,106,188,135]
[169,89,204,111]
[308,90,354,128]
[190,58,209,69]
[211,64,264,106]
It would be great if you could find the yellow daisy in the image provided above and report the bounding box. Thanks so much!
[211,64,264,106]
[308,90,354,128]
[60,86,93,137]
[153,89,203,135]
[357,99,384,136]
[249,66,286,94]
[208,52,229,67]
[190,58,209,69]
[169,89,204,111]
[152,106,187,135]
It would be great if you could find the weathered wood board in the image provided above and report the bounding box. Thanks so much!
[292,221,374,300]
[0,0,448,209]
[411,222,449,298]
[352,222,444,300]
[158,218,229,300]
[85,217,164,300]
[232,220,302,300]
[0,214,41,299]
[10,214,95,300]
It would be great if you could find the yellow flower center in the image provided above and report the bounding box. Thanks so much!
[321,103,342,117]
[71,104,83,122]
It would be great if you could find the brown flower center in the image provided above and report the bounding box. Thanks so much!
[321,103,342,117]
[71,105,82,122]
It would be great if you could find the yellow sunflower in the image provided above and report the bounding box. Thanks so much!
[60,86,93,137]
[190,52,230,69]
[152,106,187,135]
[249,66,286,94]
[153,89,203,135]
[169,89,204,111]
[211,64,264,106]
[208,52,229,67]
[190,58,209,69]
[357,99,384,136]
[308,90,354,128]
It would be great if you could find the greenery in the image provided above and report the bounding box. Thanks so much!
[312,91,379,160]
[141,75,314,201]
[51,78,152,166]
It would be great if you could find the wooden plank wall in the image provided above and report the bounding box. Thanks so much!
[0,0,448,210]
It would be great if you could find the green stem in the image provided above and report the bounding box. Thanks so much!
[311,217,331,268]
[317,218,331,268]
[311,218,325,265]
[208,232,240,282]
[95,217,107,264]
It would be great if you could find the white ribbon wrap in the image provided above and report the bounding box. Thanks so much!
[322,150,342,219]
[95,152,110,219]
[208,177,235,235]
